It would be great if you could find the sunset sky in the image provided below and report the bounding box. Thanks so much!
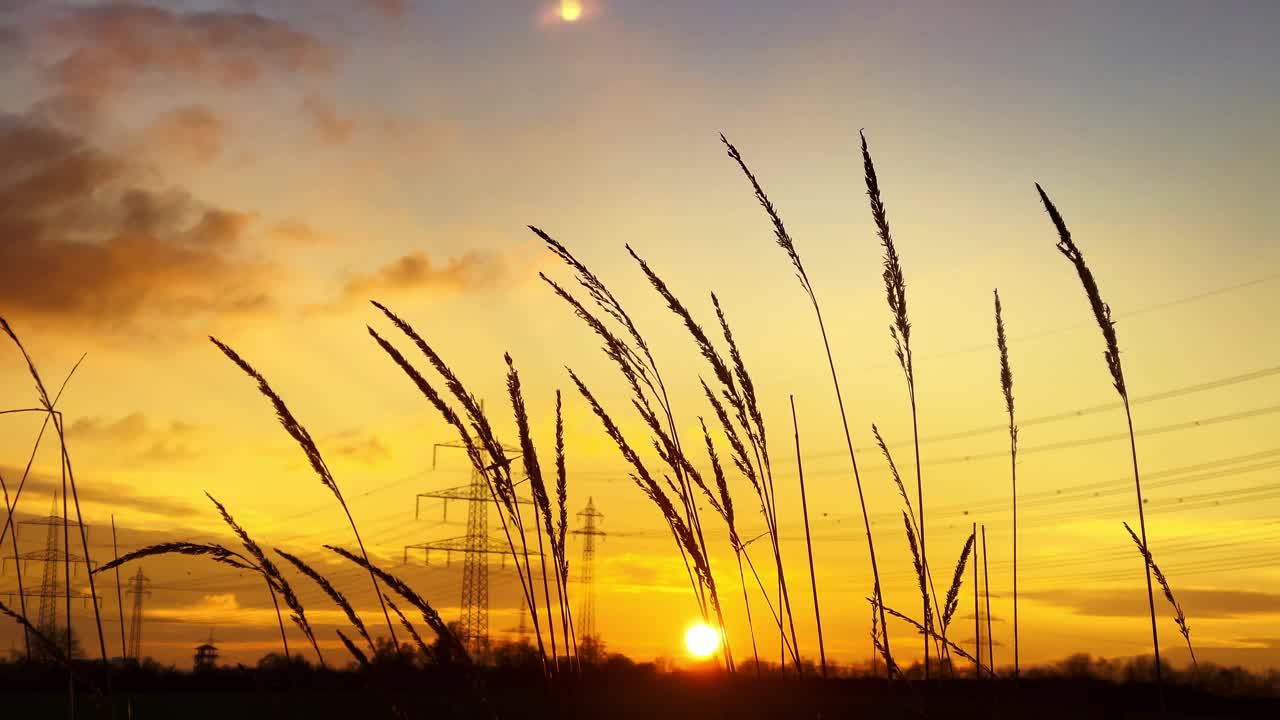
[2,1,1279,670]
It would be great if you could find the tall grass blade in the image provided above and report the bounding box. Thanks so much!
[1036,183,1163,704]
[861,130,928,678]
[790,396,826,676]
[211,337,401,657]
[994,289,1020,678]
[1124,522,1197,672]
[384,594,434,664]
[208,493,321,665]
[326,544,469,664]
[276,549,376,654]
[982,524,993,673]
[721,134,893,675]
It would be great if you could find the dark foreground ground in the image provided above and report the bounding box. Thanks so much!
[2,669,1278,719]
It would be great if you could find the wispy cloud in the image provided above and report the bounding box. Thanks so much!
[2,464,203,519]
[327,430,391,466]
[1024,587,1280,619]
[364,0,408,20]
[269,220,334,246]
[310,249,508,313]
[142,104,227,164]
[67,412,202,464]
[301,94,355,145]
[38,3,331,125]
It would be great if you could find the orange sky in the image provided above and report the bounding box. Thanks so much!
[1,1,1279,670]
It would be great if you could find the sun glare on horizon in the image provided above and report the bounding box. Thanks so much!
[685,622,720,659]
[559,0,583,22]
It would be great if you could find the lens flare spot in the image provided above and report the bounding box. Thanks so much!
[560,0,583,22]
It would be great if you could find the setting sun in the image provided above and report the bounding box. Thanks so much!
[685,623,720,659]
[559,0,582,22]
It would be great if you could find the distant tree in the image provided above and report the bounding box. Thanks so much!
[257,651,312,672]
[28,624,82,664]
[601,651,636,672]
[579,634,605,666]
[490,639,540,670]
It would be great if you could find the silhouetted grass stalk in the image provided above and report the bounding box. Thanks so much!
[535,228,714,626]
[554,391,579,667]
[627,247,789,671]
[982,524,993,673]
[721,134,894,676]
[1124,522,1196,672]
[366,307,550,667]
[208,493,322,665]
[696,417,760,673]
[860,131,929,679]
[0,472,29,659]
[1,318,111,697]
[326,545,470,664]
[211,337,400,658]
[111,515,126,660]
[0,351,83,551]
[506,353,561,673]
[790,396,826,676]
[568,370,732,669]
[276,549,376,655]
[701,379,796,666]
[873,425,946,665]
[994,289,1020,678]
[534,230,740,667]
[0,597,70,666]
[973,521,981,679]
[871,597,994,676]
[384,594,432,664]
[711,293,796,671]
[940,531,976,670]
[1036,184,1164,703]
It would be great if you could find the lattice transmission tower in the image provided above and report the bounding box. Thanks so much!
[126,568,150,661]
[571,497,605,642]
[4,495,95,626]
[0,494,97,660]
[403,438,528,658]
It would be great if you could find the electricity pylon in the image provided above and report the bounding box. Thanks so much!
[126,569,150,661]
[3,494,95,631]
[571,498,605,643]
[404,439,529,658]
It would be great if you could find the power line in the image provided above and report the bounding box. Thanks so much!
[846,271,1280,372]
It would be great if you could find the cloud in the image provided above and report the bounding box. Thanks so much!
[301,94,354,145]
[0,25,19,51]
[67,412,201,464]
[143,104,227,164]
[329,431,391,465]
[1237,638,1280,649]
[956,612,1005,623]
[957,637,1004,647]
[1023,588,1280,619]
[365,0,408,18]
[1,464,203,519]
[269,219,331,245]
[40,3,331,123]
[319,250,506,311]
[68,412,152,443]
[0,114,275,332]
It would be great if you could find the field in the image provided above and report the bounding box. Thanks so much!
[2,663,1279,719]
[1,86,1276,720]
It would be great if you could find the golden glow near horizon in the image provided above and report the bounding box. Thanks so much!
[559,1,583,23]
[685,623,720,659]
[1,0,1278,672]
